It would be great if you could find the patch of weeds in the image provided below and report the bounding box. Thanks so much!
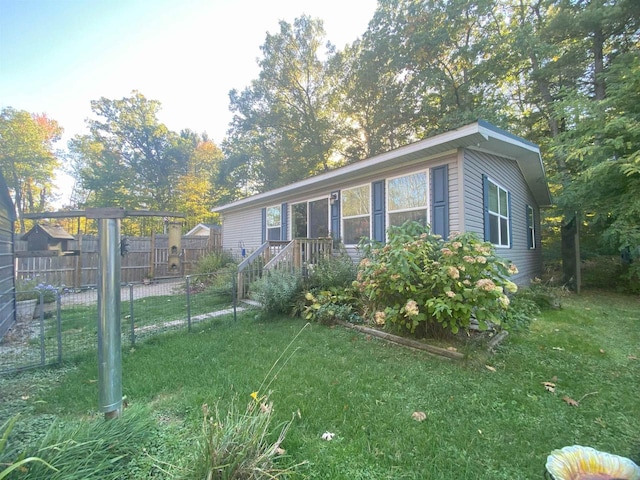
[250,270,303,318]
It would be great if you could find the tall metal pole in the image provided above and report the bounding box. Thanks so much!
[24,208,185,419]
[97,217,122,419]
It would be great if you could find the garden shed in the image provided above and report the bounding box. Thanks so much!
[21,223,75,254]
[0,169,16,340]
[213,120,552,284]
[185,223,220,237]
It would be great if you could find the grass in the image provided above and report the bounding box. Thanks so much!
[1,289,639,479]
[14,291,234,364]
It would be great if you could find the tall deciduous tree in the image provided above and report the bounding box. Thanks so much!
[0,107,62,232]
[69,91,190,211]
[223,16,343,194]
[174,134,224,228]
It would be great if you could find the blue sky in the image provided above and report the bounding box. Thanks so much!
[0,0,377,200]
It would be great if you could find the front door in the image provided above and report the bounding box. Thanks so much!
[292,198,329,238]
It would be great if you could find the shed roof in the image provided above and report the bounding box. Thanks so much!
[21,223,75,241]
[185,223,221,236]
[213,120,552,214]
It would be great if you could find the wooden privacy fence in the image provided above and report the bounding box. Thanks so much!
[15,230,222,287]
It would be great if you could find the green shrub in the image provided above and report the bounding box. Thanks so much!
[15,278,58,303]
[306,251,357,290]
[517,278,570,310]
[250,270,303,317]
[355,221,519,336]
[203,264,237,302]
[195,250,237,275]
[302,288,362,325]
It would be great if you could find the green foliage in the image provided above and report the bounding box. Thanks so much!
[222,16,343,194]
[355,222,519,336]
[202,264,238,302]
[306,251,357,290]
[512,278,569,311]
[195,250,237,275]
[0,108,62,232]
[196,396,296,480]
[5,292,640,479]
[301,288,362,325]
[2,408,155,480]
[0,415,57,479]
[15,278,58,303]
[250,270,303,317]
[67,91,220,215]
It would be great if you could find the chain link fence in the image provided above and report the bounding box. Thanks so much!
[0,272,243,375]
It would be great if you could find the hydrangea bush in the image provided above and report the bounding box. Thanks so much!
[355,222,518,336]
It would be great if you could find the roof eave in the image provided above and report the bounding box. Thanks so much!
[213,120,553,213]
[213,122,488,214]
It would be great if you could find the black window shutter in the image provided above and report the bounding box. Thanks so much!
[330,191,340,243]
[482,174,490,242]
[431,165,449,238]
[281,203,288,241]
[372,180,385,242]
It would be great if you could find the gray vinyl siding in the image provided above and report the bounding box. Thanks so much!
[0,191,15,339]
[220,209,263,259]
[462,149,543,283]
[220,153,460,261]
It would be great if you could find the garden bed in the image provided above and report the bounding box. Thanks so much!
[338,321,509,360]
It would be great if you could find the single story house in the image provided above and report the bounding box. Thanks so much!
[213,120,552,283]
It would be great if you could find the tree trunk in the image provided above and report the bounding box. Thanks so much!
[593,28,606,101]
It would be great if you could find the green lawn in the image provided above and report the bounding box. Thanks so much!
[1,290,639,479]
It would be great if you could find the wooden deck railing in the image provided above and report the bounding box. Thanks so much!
[236,241,289,299]
[236,238,333,300]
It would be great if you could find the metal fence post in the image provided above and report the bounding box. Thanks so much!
[56,291,62,364]
[38,292,45,367]
[129,284,135,347]
[186,276,192,332]
[233,270,237,322]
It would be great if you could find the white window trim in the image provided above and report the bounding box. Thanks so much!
[341,183,371,245]
[386,170,430,237]
[266,205,281,229]
[487,177,510,248]
[527,205,536,249]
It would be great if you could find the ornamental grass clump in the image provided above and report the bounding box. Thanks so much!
[356,221,518,336]
[197,395,296,480]
[195,324,309,479]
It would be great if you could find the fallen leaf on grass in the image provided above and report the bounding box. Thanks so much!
[628,355,638,361]
[411,411,427,422]
[542,381,556,393]
[485,365,496,372]
[562,396,580,407]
